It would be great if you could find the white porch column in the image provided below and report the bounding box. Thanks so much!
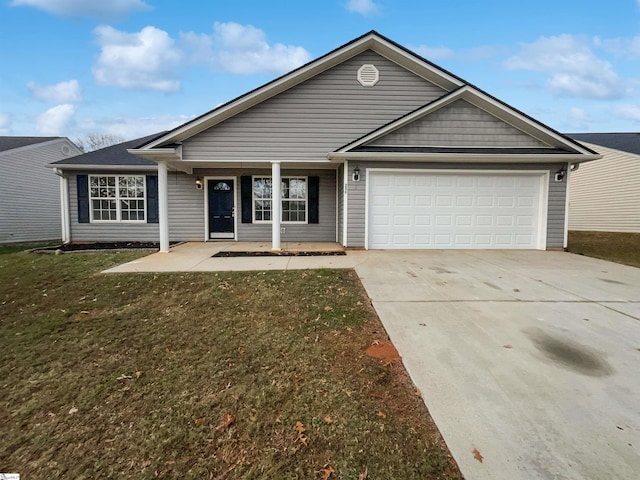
[158,160,170,253]
[271,161,281,251]
[58,173,71,243]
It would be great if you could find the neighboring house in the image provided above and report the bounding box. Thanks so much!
[1,136,82,243]
[567,133,640,234]
[50,31,599,251]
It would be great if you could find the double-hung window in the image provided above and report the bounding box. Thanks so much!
[89,175,146,222]
[253,176,307,223]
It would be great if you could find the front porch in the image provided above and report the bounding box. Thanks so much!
[103,241,363,273]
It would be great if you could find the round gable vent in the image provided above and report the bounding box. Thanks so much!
[357,64,379,87]
[61,145,71,156]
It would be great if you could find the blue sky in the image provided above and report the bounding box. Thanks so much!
[1,0,640,141]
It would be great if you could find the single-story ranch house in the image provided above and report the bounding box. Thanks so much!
[49,31,600,252]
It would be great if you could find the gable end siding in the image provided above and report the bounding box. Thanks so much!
[182,51,447,163]
[371,100,549,148]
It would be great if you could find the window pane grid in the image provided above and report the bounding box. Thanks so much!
[89,175,145,222]
[253,176,307,223]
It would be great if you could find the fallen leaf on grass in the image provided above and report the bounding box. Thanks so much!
[194,417,206,426]
[295,421,306,434]
[358,466,368,479]
[69,407,78,415]
[295,421,308,446]
[503,344,513,349]
[117,374,132,380]
[376,410,387,419]
[320,465,334,479]
[324,306,333,312]
[215,413,235,432]
[135,371,142,378]
[472,447,483,463]
[323,416,333,424]
[344,389,352,397]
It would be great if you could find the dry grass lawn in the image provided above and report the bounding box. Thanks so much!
[0,250,461,479]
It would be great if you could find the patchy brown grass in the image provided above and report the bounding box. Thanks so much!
[0,251,461,479]
[568,231,640,268]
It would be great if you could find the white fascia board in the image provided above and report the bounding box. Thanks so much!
[0,137,80,158]
[327,152,602,162]
[127,147,180,161]
[140,33,463,150]
[45,164,157,172]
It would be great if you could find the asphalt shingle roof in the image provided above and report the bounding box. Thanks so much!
[567,133,640,156]
[0,136,60,153]
[50,132,166,166]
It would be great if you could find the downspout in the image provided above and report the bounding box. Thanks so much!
[54,168,71,244]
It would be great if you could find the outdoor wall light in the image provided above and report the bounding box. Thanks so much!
[195,176,203,189]
[353,166,361,182]
[554,167,566,182]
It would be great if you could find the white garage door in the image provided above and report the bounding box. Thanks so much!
[368,171,545,249]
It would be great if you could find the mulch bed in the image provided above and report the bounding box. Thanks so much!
[213,250,346,257]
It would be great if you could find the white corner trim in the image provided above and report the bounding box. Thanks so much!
[563,162,571,249]
[343,160,349,247]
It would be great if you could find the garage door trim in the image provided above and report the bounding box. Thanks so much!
[364,168,549,250]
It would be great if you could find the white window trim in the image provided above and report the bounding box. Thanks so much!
[252,175,309,224]
[89,174,147,223]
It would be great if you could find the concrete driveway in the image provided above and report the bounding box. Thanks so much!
[354,250,640,480]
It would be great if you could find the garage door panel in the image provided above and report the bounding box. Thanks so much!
[368,172,543,249]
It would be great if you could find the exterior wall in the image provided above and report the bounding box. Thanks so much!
[182,50,447,163]
[0,139,80,243]
[569,143,640,233]
[68,172,160,242]
[344,162,567,249]
[371,100,548,147]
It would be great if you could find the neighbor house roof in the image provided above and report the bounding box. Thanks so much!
[567,133,640,156]
[50,132,166,169]
[0,136,61,153]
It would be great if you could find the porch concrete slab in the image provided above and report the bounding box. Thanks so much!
[355,251,640,480]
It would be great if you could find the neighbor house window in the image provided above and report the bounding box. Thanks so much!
[89,175,146,222]
[253,176,307,223]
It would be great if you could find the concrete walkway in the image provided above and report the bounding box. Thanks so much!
[104,245,640,479]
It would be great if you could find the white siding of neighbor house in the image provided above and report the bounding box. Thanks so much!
[370,100,549,147]
[182,50,447,162]
[68,169,337,243]
[344,162,567,249]
[0,138,81,243]
[569,142,640,233]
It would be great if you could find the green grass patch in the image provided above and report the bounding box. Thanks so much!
[568,231,640,268]
[0,251,461,479]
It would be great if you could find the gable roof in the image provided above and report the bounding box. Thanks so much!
[567,133,640,156]
[133,30,466,152]
[0,136,61,153]
[49,132,165,169]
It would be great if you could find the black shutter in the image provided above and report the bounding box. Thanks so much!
[146,175,159,223]
[77,175,90,223]
[241,175,252,223]
[308,176,319,224]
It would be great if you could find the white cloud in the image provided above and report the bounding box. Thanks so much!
[27,79,82,103]
[346,0,380,16]
[77,114,194,141]
[567,107,592,130]
[92,25,183,92]
[594,36,640,59]
[10,0,150,18]
[614,104,640,122]
[181,22,311,75]
[504,35,629,99]
[0,112,10,134]
[36,104,75,135]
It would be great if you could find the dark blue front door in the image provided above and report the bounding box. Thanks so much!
[208,179,234,239]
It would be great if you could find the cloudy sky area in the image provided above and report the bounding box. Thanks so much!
[1,0,640,141]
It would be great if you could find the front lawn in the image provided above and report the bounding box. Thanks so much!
[567,231,640,268]
[0,251,461,479]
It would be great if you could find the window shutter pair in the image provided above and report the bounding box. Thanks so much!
[240,175,319,224]
[76,174,158,224]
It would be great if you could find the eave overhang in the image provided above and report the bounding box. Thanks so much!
[327,151,601,163]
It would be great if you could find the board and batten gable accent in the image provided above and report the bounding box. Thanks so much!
[0,138,80,243]
[370,99,549,148]
[181,51,447,163]
[569,142,640,233]
[344,162,567,249]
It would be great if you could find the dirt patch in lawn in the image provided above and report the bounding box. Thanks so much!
[366,342,402,364]
[567,231,640,268]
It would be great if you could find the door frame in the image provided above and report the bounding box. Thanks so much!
[204,176,238,241]
[364,168,549,250]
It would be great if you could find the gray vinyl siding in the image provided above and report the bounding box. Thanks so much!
[345,162,567,250]
[182,51,447,162]
[0,139,79,243]
[337,164,344,245]
[167,172,204,241]
[371,100,549,147]
[68,172,160,242]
